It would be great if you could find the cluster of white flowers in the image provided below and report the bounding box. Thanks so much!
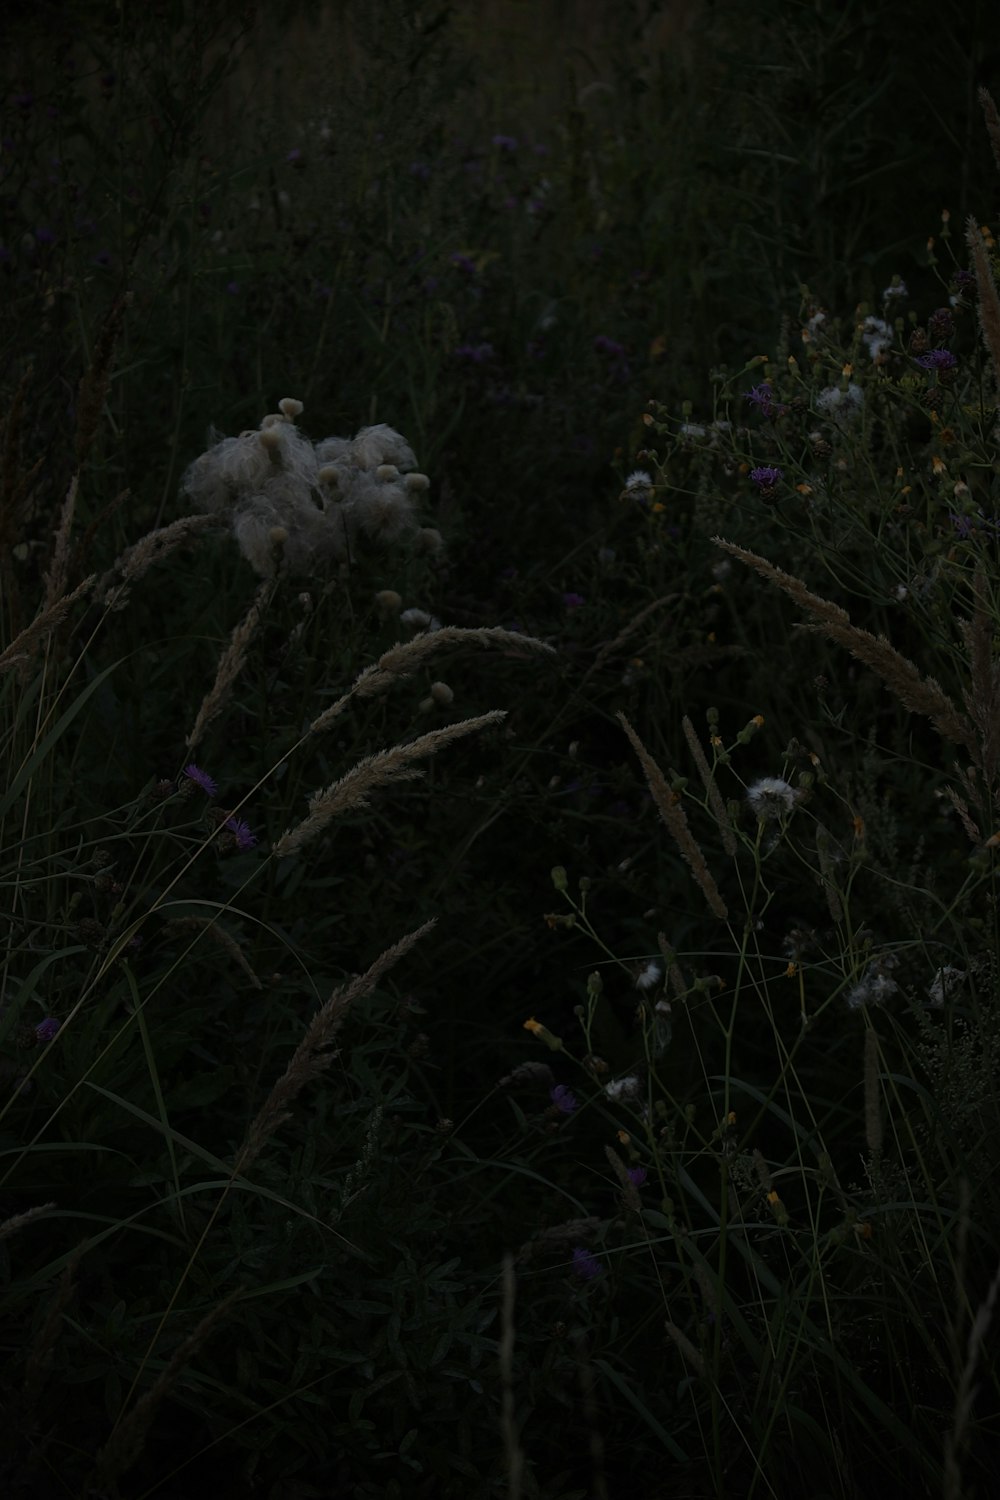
[845,953,899,1010]
[181,398,441,577]
[859,315,893,361]
[815,382,865,421]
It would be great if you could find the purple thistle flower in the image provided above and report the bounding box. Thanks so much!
[183,763,218,797]
[749,465,784,490]
[224,816,258,851]
[916,349,958,371]
[35,1017,61,1042]
[626,1166,647,1188]
[572,1246,602,1280]
[550,1084,578,1113]
[745,381,785,418]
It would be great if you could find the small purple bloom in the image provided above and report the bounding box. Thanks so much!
[34,227,56,246]
[749,465,784,490]
[409,161,431,180]
[550,1084,578,1113]
[454,341,494,363]
[450,252,477,275]
[626,1166,647,1187]
[745,381,786,418]
[226,281,240,295]
[562,592,585,609]
[492,133,518,151]
[286,148,303,164]
[917,349,957,371]
[224,816,258,850]
[35,1017,61,1042]
[572,1246,602,1280]
[183,763,218,796]
[594,334,626,358]
[950,510,1000,539]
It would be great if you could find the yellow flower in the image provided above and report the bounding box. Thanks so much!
[523,1018,543,1035]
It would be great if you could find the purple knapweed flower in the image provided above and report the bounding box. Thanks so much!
[572,1246,602,1280]
[35,1017,61,1042]
[626,1166,647,1188]
[224,817,258,850]
[183,763,218,796]
[562,592,585,609]
[749,465,784,490]
[745,381,786,418]
[550,1084,578,1113]
[917,349,958,372]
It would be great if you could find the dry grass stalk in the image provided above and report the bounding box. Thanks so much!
[100,513,217,606]
[96,1291,239,1488]
[944,1255,1000,1500]
[682,714,737,855]
[308,626,553,737]
[42,472,79,609]
[74,293,129,468]
[664,1319,706,1376]
[0,1202,56,1242]
[274,710,507,857]
[959,569,1000,787]
[186,576,275,751]
[815,823,845,923]
[617,711,728,919]
[499,1254,524,1500]
[0,574,96,676]
[657,930,688,998]
[23,1245,82,1411]
[713,537,977,756]
[979,87,1000,179]
[944,785,980,845]
[237,918,435,1171]
[164,916,262,990]
[966,218,1000,403]
[604,1144,642,1212]
[586,595,675,680]
[863,1025,882,1159]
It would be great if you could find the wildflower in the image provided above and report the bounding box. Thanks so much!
[550,1084,578,1113]
[623,470,653,499]
[492,133,518,150]
[882,278,908,302]
[523,1017,563,1050]
[626,1166,647,1188]
[454,341,495,363]
[594,334,626,358]
[749,465,783,491]
[927,966,965,1006]
[604,1074,641,1103]
[745,381,786,418]
[223,816,258,851]
[572,1246,602,1280]
[562,591,585,608]
[845,954,899,1010]
[816,383,864,418]
[35,1017,61,1042]
[917,349,958,372]
[183,763,218,797]
[634,960,662,991]
[860,316,893,360]
[746,777,797,821]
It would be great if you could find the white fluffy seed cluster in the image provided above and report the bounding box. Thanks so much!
[180,399,440,577]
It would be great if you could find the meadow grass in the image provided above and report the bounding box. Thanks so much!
[1,3,999,1496]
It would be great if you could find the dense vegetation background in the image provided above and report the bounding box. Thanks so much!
[2,2,999,1496]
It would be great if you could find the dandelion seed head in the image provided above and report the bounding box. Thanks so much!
[746,777,797,820]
